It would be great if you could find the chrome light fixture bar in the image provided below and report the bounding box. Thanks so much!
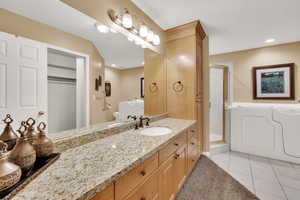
[107,9,161,47]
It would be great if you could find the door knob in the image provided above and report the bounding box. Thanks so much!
[38,111,45,116]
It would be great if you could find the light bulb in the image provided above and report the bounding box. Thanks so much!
[135,39,141,45]
[96,24,109,33]
[139,24,148,38]
[147,31,154,42]
[122,10,133,29]
[153,34,160,45]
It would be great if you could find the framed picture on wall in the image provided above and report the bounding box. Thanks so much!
[105,82,111,97]
[141,77,144,98]
[252,63,295,100]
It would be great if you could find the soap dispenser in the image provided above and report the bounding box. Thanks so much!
[9,121,36,174]
[0,114,19,150]
[0,140,22,192]
[25,118,37,145]
[33,122,53,158]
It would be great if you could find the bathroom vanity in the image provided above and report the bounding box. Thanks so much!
[9,117,200,200]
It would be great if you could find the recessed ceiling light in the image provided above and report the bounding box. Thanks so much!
[95,24,109,33]
[265,38,275,43]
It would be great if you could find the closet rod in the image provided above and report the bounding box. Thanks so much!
[48,76,76,82]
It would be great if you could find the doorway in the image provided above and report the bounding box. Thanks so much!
[47,48,88,133]
[209,66,229,144]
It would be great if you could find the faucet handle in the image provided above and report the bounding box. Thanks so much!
[127,115,137,120]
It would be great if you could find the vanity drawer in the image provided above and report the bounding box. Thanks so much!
[159,132,187,164]
[91,184,114,200]
[124,170,159,200]
[115,153,159,200]
[188,125,198,140]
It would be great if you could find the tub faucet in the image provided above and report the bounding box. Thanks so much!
[139,116,150,128]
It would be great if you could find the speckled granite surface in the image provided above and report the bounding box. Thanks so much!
[176,156,259,200]
[12,118,196,200]
[51,113,168,153]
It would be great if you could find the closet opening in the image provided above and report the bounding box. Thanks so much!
[47,48,88,133]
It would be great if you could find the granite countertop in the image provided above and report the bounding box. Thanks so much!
[12,118,196,200]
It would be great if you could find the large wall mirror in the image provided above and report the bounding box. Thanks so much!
[0,1,149,135]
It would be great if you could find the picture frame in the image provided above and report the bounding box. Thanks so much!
[252,63,295,100]
[141,77,144,98]
[105,82,111,97]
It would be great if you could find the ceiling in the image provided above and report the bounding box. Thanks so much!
[133,0,300,55]
[1,0,144,69]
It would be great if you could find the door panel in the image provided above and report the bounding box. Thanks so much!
[0,32,47,129]
[159,155,175,200]
[19,66,38,107]
[173,147,187,192]
[0,63,7,108]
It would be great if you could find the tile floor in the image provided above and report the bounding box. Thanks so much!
[210,151,300,200]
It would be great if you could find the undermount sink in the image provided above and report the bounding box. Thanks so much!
[140,127,172,136]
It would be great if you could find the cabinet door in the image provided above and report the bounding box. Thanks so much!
[159,155,176,200]
[91,184,114,200]
[173,147,187,192]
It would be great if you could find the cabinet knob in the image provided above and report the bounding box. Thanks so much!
[140,197,146,200]
[174,154,180,159]
[38,111,45,116]
[140,170,146,176]
[174,143,179,146]
[191,142,195,145]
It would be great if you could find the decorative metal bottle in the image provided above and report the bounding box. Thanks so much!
[9,122,36,174]
[33,122,54,158]
[0,140,22,192]
[25,118,37,145]
[0,114,19,150]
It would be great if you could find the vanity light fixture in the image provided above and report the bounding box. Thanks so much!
[265,38,275,43]
[95,24,109,33]
[107,9,160,47]
[111,64,116,67]
[128,36,134,42]
[110,28,118,33]
[139,23,148,38]
[153,34,160,45]
[122,9,133,29]
[147,31,154,42]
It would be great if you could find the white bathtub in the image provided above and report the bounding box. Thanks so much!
[230,103,300,164]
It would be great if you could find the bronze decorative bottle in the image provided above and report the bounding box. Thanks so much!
[0,140,22,192]
[0,114,19,150]
[33,122,53,158]
[25,118,37,145]
[9,122,36,174]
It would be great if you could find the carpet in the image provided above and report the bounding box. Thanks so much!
[175,156,259,200]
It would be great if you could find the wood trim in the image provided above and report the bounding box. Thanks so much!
[165,20,206,42]
[252,63,295,100]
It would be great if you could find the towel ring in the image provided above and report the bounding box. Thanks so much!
[172,81,184,92]
[149,82,158,93]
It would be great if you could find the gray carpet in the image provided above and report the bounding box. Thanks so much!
[176,156,259,200]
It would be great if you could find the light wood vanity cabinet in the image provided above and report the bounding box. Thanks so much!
[115,153,159,200]
[91,184,114,200]
[91,127,200,200]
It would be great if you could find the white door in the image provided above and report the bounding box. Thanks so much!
[0,32,47,130]
[209,68,224,142]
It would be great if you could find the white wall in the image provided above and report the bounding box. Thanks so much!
[209,68,224,142]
